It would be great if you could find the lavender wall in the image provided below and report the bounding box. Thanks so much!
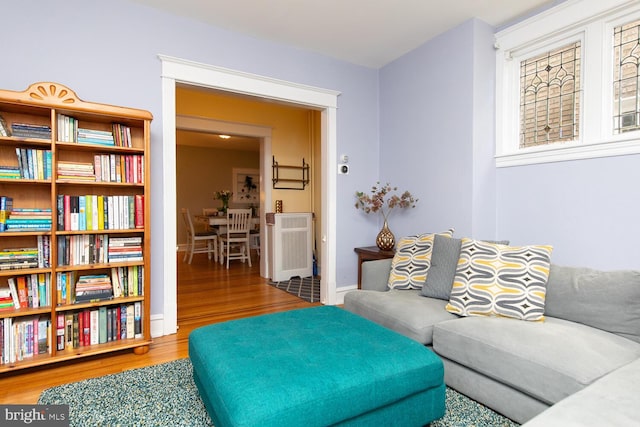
[496,156,640,269]
[1,0,380,314]
[378,19,497,240]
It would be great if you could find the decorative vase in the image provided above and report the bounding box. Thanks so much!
[221,199,229,215]
[376,220,395,251]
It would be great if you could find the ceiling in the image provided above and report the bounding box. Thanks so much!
[177,129,260,151]
[129,0,554,68]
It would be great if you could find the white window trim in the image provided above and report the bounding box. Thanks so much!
[495,0,640,167]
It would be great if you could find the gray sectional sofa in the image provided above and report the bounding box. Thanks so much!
[344,256,640,425]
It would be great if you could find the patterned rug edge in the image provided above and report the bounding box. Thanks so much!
[268,275,321,303]
[38,358,520,427]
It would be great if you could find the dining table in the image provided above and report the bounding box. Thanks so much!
[197,215,261,227]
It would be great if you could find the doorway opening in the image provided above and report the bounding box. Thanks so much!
[159,55,340,336]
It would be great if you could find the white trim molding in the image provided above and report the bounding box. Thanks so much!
[495,0,640,167]
[159,55,340,336]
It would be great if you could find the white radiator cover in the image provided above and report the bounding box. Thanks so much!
[266,212,313,282]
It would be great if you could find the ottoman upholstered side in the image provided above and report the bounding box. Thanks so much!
[189,306,445,427]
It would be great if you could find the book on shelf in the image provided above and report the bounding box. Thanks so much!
[77,128,114,146]
[98,307,107,344]
[7,278,20,309]
[14,148,52,180]
[57,195,143,231]
[111,265,143,297]
[0,166,20,179]
[90,309,99,345]
[134,301,142,338]
[0,243,49,271]
[64,314,73,349]
[72,312,79,348]
[112,123,133,148]
[57,160,96,181]
[75,289,113,303]
[56,271,76,306]
[74,273,113,303]
[53,303,139,350]
[57,234,108,266]
[7,273,51,309]
[57,114,78,142]
[0,237,51,271]
[10,123,51,140]
[1,316,51,364]
[0,196,13,231]
[0,114,10,137]
[93,154,144,183]
[56,313,65,351]
[108,236,143,263]
[3,209,52,232]
[0,287,14,310]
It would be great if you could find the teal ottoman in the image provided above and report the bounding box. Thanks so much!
[189,306,445,427]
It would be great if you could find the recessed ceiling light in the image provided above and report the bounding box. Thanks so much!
[219,134,231,139]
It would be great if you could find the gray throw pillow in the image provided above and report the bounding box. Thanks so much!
[545,264,640,344]
[421,235,510,300]
[421,235,461,300]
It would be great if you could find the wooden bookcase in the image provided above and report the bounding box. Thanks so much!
[0,82,152,372]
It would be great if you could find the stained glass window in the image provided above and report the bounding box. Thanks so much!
[614,19,640,134]
[520,42,581,148]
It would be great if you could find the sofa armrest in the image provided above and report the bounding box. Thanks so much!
[522,358,640,427]
[361,258,392,291]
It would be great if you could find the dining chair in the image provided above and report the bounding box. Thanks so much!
[218,208,252,268]
[250,227,260,258]
[181,208,218,264]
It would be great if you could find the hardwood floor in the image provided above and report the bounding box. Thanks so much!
[0,253,319,404]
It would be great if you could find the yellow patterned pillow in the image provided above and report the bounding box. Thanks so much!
[387,228,454,290]
[445,238,553,321]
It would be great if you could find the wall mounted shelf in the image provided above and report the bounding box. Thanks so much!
[272,156,309,190]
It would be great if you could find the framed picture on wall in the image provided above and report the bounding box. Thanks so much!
[233,168,260,204]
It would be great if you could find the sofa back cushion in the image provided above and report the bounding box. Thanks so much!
[387,229,454,290]
[422,235,510,300]
[545,264,640,343]
[421,235,462,299]
[445,238,553,321]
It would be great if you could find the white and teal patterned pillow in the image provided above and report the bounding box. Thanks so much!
[387,228,455,290]
[445,238,553,321]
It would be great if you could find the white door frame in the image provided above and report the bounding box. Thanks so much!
[159,55,340,335]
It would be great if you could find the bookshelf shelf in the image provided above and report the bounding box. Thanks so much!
[54,261,144,273]
[55,295,145,312]
[0,82,152,373]
[56,229,143,236]
[0,267,52,277]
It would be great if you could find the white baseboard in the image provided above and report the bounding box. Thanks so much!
[335,284,358,305]
[150,314,166,338]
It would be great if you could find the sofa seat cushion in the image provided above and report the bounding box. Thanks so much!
[344,289,458,344]
[433,316,640,404]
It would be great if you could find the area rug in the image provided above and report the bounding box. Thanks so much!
[268,275,320,303]
[38,358,519,427]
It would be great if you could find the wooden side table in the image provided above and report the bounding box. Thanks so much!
[354,246,395,289]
